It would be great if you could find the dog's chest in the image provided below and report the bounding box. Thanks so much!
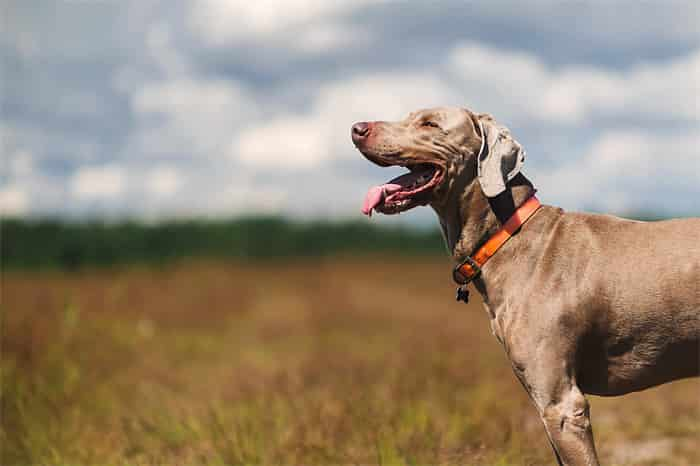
[482,301,507,345]
[482,300,533,362]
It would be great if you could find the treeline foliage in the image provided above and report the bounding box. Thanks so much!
[1,217,446,269]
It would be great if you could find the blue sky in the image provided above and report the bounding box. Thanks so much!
[2,1,698,224]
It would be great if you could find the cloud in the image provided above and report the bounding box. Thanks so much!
[314,74,455,122]
[2,0,698,220]
[0,185,29,216]
[237,116,329,169]
[536,129,700,213]
[207,182,288,215]
[448,43,700,124]
[188,0,377,47]
[295,23,368,55]
[71,165,126,201]
[129,77,257,158]
[147,166,182,197]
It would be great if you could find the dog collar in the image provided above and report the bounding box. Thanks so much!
[453,195,542,291]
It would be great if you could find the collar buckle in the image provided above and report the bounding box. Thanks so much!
[453,255,482,285]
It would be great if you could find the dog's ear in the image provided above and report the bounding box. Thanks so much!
[476,114,526,198]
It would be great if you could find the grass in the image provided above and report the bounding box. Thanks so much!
[2,258,698,465]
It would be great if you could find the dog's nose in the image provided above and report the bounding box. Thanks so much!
[351,122,370,142]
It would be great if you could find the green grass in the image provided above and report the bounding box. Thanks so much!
[2,259,698,465]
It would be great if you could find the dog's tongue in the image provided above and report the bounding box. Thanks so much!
[362,169,434,216]
[362,183,402,216]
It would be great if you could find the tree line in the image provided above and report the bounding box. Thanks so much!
[1,217,446,269]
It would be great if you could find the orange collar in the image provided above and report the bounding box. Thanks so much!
[453,195,542,285]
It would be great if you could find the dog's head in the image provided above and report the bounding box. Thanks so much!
[352,107,525,216]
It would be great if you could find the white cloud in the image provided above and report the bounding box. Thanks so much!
[196,181,288,216]
[536,129,700,213]
[0,185,29,216]
[448,43,700,124]
[71,164,126,200]
[188,0,378,46]
[130,77,256,157]
[147,166,182,197]
[237,116,329,169]
[314,73,455,122]
[5,0,699,219]
[295,23,368,54]
[448,43,547,120]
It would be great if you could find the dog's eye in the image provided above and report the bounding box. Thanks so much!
[421,121,440,128]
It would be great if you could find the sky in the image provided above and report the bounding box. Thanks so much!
[1,0,699,225]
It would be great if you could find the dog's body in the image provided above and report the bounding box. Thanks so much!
[352,107,699,465]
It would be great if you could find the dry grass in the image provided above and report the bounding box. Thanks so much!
[2,258,698,465]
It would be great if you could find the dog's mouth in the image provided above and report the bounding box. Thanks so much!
[362,162,444,216]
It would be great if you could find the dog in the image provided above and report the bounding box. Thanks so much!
[351,107,699,466]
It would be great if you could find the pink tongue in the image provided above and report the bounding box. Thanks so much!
[362,183,402,216]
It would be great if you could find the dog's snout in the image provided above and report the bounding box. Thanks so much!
[352,122,370,136]
[351,122,370,143]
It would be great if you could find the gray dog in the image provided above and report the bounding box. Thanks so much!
[351,107,699,466]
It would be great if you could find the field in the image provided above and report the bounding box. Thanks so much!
[2,259,698,465]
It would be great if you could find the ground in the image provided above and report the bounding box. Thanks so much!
[2,259,698,465]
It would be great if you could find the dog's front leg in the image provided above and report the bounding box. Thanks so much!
[538,384,599,466]
[522,346,600,466]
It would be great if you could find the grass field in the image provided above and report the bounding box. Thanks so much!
[2,259,698,465]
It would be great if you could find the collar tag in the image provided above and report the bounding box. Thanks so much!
[456,285,470,303]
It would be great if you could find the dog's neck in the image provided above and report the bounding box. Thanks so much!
[433,172,535,266]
